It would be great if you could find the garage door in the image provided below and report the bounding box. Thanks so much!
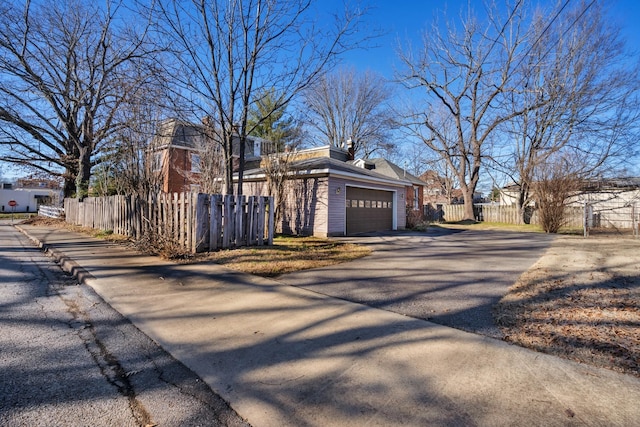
[346,187,393,235]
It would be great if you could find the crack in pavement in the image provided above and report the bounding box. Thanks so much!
[61,289,154,427]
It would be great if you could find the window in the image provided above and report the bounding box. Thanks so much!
[413,187,420,210]
[191,153,201,173]
[152,152,163,172]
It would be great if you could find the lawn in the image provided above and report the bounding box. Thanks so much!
[494,235,640,377]
[203,235,371,277]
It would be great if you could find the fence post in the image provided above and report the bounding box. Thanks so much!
[235,195,245,247]
[257,197,265,245]
[223,195,233,249]
[267,196,274,245]
[209,194,222,251]
[194,193,210,253]
[247,196,257,246]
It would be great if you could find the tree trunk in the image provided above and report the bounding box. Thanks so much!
[517,183,529,224]
[63,175,76,199]
[224,136,233,196]
[75,148,91,199]
[461,186,475,221]
[236,134,245,196]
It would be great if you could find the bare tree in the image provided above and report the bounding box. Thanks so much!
[495,0,640,223]
[398,2,531,220]
[0,0,158,198]
[108,107,169,197]
[153,0,366,196]
[303,67,397,158]
[197,121,226,195]
[534,156,582,233]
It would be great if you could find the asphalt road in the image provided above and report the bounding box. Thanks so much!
[277,228,555,339]
[0,221,248,427]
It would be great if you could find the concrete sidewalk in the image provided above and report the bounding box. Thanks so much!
[16,224,640,427]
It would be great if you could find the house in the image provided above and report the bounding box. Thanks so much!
[150,118,262,193]
[499,178,640,207]
[500,177,640,229]
[241,145,411,236]
[352,158,425,214]
[0,177,61,213]
[153,119,415,236]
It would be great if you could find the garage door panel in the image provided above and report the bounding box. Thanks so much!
[346,187,393,235]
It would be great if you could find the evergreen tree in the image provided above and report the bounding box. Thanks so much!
[247,89,298,154]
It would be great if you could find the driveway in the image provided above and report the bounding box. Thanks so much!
[276,228,555,338]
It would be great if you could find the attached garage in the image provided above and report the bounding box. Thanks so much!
[241,145,408,237]
[346,187,394,235]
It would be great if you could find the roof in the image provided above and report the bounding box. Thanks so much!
[582,177,640,190]
[365,158,425,186]
[502,177,640,192]
[242,155,408,188]
[153,119,205,150]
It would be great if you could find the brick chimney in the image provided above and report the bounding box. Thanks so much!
[347,138,355,160]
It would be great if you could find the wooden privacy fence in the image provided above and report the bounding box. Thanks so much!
[432,204,584,228]
[64,192,274,253]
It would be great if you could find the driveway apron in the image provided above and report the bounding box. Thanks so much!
[277,229,556,338]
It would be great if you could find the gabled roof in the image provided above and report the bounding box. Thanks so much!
[363,158,425,186]
[153,119,205,150]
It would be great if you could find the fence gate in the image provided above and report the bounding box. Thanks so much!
[584,201,639,238]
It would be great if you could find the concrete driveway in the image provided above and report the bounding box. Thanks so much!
[276,228,555,338]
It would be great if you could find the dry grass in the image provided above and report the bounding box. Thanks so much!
[21,216,371,275]
[20,216,130,243]
[495,235,640,377]
[203,235,371,277]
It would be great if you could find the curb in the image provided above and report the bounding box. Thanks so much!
[14,225,96,286]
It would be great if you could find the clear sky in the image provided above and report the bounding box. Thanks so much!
[320,0,640,183]
[1,0,638,182]
[332,0,640,79]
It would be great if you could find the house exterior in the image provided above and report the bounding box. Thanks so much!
[150,118,262,193]
[357,158,424,213]
[241,145,410,236]
[420,170,462,206]
[152,119,413,236]
[0,178,61,213]
[500,178,640,229]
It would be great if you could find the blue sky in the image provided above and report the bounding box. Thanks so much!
[331,0,640,78]
[2,0,638,182]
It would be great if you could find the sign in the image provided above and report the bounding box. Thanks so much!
[8,200,17,207]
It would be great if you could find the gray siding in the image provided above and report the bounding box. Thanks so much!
[284,177,329,236]
[242,174,406,237]
[243,178,329,236]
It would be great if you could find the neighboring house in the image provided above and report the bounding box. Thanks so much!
[500,178,640,229]
[499,178,640,207]
[0,177,62,213]
[150,118,262,193]
[241,145,409,236]
[419,170,465,206]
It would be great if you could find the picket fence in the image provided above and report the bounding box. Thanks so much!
[38,205,65,219]
[435,204,585,228]
[64,193,274,253]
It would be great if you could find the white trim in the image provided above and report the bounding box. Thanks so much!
[242,167,407,188]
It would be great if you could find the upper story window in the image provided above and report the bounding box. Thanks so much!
[151,152,163,172]
[191,153,201,173]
